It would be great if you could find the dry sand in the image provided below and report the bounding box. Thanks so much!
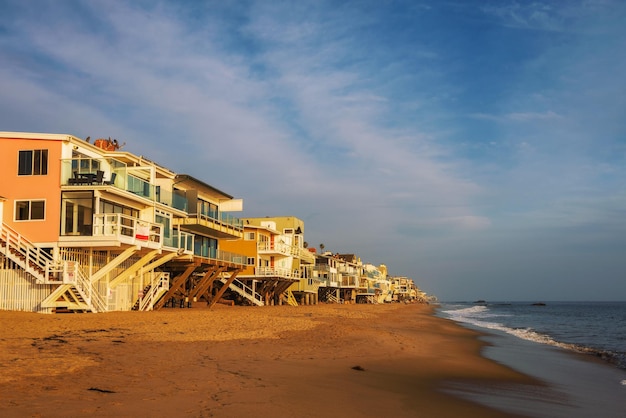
[0,303,539,417]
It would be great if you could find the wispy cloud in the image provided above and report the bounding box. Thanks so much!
[470,110,562,122]
[1,0,625,300]
[481,2,565,32]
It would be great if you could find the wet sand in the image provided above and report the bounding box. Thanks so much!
[0,303,538,417]
[449,328,626,418]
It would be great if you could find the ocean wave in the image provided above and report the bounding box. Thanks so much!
[441,304,626,370]
[442,304,512,319]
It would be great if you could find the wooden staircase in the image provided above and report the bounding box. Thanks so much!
[285,290,298,307]
[0,222,53,283]
[40,261,108,313]
[131,273,171,311]
[131,284,152,310]
[319,287,340,303]
[218,276,264,306]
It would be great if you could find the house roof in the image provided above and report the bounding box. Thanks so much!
[242,224,280,235]
[174,174,234,200]
[0,131,76,141]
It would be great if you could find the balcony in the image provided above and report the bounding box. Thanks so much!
[218,249,246,267]
[295,247,316,264]
[257,242,315,264]
[175,211,243,240]
[255,266,295,278]
[61,158,188,211]
[339,274,359,288]
[291,277,322,293]
[257,241,292,256]
[314,264,330,273]
[92,213,163,249]
[59,213,163,250]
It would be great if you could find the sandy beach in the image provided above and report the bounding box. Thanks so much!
[0,303,538,417]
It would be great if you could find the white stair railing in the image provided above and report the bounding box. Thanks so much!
[219,277,264,306]
[66,261,108,313]
[0,222,53,282]
[138,273,170,311]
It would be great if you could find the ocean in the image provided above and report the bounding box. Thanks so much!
[439,301,626,369]
[437,301,626,417]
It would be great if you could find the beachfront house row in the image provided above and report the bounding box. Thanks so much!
[220,216,319,306]
[312,252,368,303]
[0,131,248,313]
[313,253,423,304]
[389,276,423,303]
[314,253,360,303]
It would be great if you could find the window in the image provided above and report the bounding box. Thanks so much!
[99,200,139,218]
[244,232,256,240]
[18,150,48,175]
[15,200,45,221]
[99,200,139,238]
[194,235,217,258]
[284,228,294,234]
[61,192,93,235]
[155,209,172,240]
[247,257,255,266]
[199,199,218,220]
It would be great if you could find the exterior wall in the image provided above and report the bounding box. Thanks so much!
[0,267,55,313]
[272,217,305,235]
[220,227,259,275]
[245,216,310,275]
[0,137,63,242]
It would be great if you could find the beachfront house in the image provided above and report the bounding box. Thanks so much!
[312,252,357,303]
[0,132,247,313]
[220,216,319,306]
[389,276,419,303]
[313,252,396,304]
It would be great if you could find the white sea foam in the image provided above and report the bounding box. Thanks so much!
[442,303,626,388]
[443,305,574,352]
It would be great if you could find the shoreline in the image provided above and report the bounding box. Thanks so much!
[448,322,626,418]
[1,304,541,417]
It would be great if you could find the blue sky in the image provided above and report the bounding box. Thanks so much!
[1,0,625,301]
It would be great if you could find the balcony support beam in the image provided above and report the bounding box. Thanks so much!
[108,249,160,289]
[207,269,240,308]
[153,265,196,310]
[189,267,224,301]
[90,246,140,284]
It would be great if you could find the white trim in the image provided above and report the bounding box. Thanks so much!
[0,131,76,141]
[14,198,47,222]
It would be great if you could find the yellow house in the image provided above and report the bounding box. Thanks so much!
[221,216,319,305]
[0,132,246,313]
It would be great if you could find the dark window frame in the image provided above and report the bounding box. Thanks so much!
[18,149,48,176]
[15,199,46,221]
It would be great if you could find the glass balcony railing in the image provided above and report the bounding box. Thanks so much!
[61,158,243,239]
[191,247,246,266]
[220,212,243,229]
[197,209,243,231]
[157,188,188,211]
[61,158,189,211]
